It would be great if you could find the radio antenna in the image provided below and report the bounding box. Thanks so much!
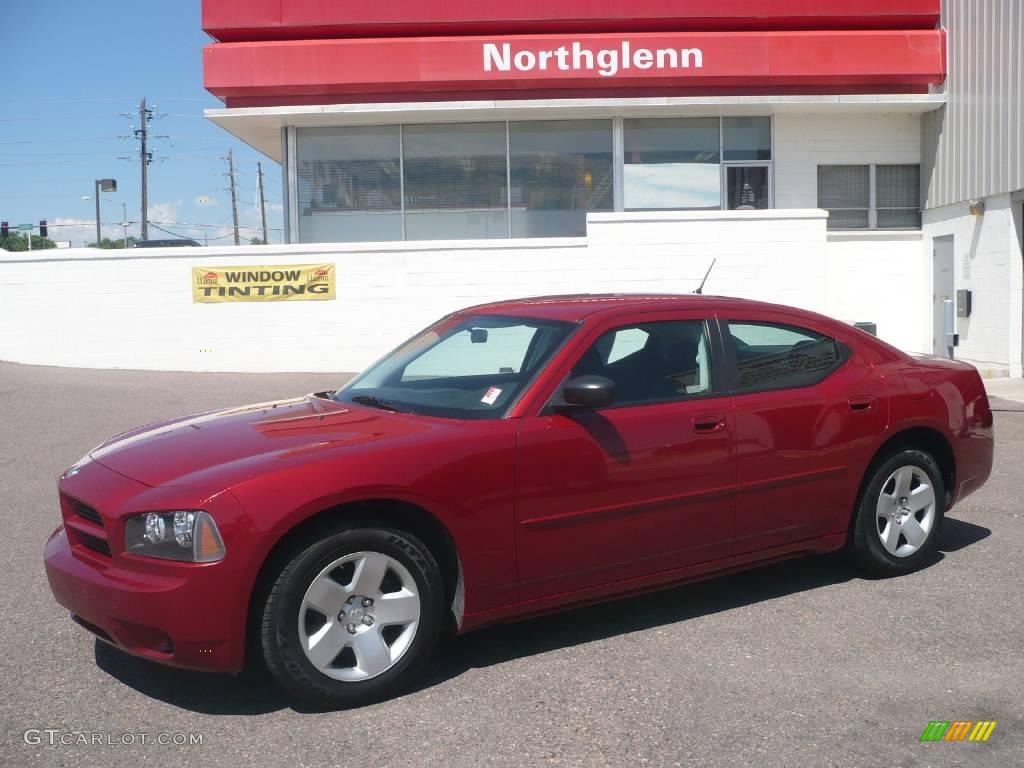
[694,258,716,295]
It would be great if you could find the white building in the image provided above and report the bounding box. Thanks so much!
[1,1,1020,376]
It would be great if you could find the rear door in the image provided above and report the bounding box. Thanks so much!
[513,310,737,602]
[722,313,888,553]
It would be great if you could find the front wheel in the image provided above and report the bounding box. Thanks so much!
[260,526,445,707]
[849,449,945,576]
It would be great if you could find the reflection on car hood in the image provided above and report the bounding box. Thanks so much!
[90,395,442,487]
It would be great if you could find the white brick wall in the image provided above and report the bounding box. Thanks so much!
[774,113,922,208]
[923,194,1024,376]
[0,210,927,373]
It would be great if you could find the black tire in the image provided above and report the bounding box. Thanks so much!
[849,448,946,576]
[261,526,444,708]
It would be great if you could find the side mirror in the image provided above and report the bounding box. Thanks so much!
[559,375,616,410]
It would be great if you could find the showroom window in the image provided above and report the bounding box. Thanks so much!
[623,116,772,211]
[723,117,772,210]
[403,123,509,240]
[296,126,402,243]
[509,120,614,237]
[623,118,721,210]
[292,116,774,243]
[818,164,921,230]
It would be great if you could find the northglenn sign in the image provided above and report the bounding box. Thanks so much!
[483,41,703,78]
[204,30,945,105]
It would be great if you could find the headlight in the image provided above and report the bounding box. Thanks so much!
[124,510,226,563]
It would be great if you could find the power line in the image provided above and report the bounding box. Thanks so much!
[0,113,124,124]
[0,136,134,146]
[148,222,195,240]
[0,154,230,168]
[0,151,139,158]
[149,220,285,231]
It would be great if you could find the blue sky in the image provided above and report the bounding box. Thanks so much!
[1,1,283,246]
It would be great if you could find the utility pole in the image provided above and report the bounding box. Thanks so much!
[226,149,240,246]
[257,161,269,244]
[135,99,153,240]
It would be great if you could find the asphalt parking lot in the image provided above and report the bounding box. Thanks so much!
[1,360,1022,768]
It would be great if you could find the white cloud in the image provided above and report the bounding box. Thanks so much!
[39,196,285,247]
[148,200,180,226]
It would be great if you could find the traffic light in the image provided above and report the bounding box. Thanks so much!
[39,220,48,238]
[1,222,8,238]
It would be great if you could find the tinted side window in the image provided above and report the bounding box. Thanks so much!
[727,321,843,392]
[570,320,714,407]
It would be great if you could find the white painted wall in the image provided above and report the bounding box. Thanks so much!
[922,194,1024,376]
[774,113,922,208]
[822,231,929,355]
[0,210,927,373]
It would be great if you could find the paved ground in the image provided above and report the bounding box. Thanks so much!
[1,361,1021,768]
[985,376,1024,406]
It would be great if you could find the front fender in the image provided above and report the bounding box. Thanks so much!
[228,422,519,616]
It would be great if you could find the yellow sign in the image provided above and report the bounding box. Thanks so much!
[192,263,336,303]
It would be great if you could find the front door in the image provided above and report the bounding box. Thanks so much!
[514,313,736,603]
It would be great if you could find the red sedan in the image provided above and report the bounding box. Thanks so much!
[44,294,993,706]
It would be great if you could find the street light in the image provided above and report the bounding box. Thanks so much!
[90,179,117,246]
[82,193,129,248]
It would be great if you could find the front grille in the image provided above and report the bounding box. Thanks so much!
[61,493,111,558]
[78,531,111,557]
[71,500,103,527]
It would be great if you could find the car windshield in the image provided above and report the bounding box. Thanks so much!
[333,314,576,419]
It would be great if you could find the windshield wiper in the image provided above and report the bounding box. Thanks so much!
[349,394,404,413]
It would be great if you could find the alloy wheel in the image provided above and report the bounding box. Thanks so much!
[298,551,421,681]
[875,465,936,557]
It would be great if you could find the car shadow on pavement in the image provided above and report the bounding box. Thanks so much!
[94,516,990,714]
[94,642,291,715]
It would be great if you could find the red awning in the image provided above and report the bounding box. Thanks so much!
[204,30,945,107]
[203,0,941,41]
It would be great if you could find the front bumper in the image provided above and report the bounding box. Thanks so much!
[43,461,268,673]
[45,525,247,671]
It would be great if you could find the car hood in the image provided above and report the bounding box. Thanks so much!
[90,395,443,487]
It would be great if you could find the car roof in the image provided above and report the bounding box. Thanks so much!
[460,293,778,323]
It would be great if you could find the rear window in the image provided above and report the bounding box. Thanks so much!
[726,321,845,392]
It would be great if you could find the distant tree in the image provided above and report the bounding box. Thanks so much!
[86,236,139,249]
[250,237,268,245]
[0,232,57,251]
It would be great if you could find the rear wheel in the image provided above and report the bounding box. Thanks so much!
[850,448,945,576]
[261,526,444,707]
